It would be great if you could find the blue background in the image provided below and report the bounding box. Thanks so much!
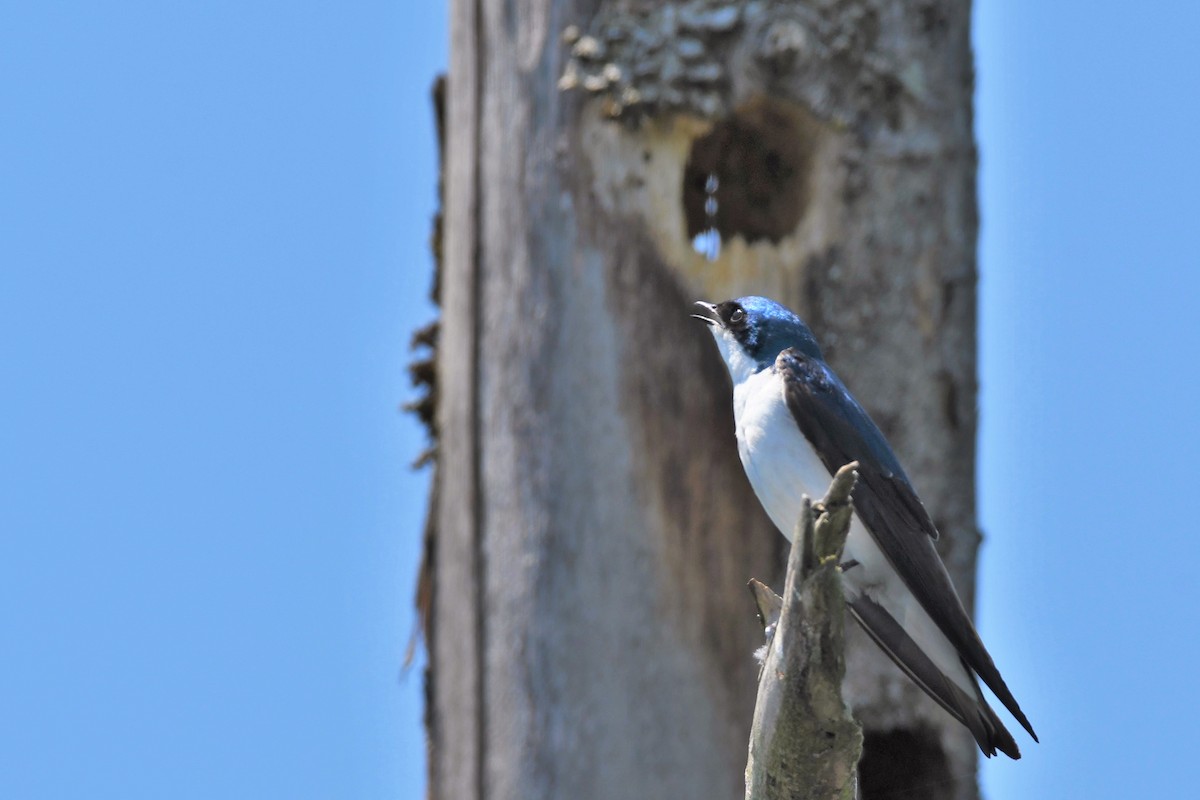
[2,2,1196,798]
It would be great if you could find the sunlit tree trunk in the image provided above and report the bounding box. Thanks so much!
[426,2,982,798]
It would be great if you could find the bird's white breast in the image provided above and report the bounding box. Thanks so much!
[733,368,837,545]
[731,367,973,693]
[732,370,892,593]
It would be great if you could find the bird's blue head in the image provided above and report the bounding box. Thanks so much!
[693,296,823,384]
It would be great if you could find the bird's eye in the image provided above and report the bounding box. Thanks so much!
[729,307,745,324]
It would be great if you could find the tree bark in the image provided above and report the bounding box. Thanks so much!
[428,1,981,799]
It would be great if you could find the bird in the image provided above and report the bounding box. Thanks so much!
[693,295,1036,759]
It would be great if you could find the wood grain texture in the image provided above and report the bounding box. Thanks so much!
[430,0,483,797]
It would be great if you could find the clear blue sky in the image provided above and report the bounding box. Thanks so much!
[2,2,1197,798]
[2,3,442,797]
[976,2,1200,797]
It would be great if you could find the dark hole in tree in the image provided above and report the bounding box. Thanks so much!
[682,97,815,245]
[859,729,956,800]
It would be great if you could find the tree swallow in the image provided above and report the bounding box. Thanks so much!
[694,296,1036,759]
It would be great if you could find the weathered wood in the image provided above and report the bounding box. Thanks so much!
[745,464,862,800]
[429,1,982,798]
[430,0,483,797]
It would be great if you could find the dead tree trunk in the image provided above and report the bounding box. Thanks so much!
[426,2,982,799]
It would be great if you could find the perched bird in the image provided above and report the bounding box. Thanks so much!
[693,295,1036,759]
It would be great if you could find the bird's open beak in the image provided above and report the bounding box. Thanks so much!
[691,301,719,327]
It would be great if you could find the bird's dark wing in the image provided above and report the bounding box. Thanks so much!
[777,348,1037,742]
[848,595,1020,758]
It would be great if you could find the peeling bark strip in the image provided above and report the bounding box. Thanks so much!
[430,1,981,798]
[431,0,483,798]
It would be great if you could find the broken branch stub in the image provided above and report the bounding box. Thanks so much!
[745,462,862,800]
